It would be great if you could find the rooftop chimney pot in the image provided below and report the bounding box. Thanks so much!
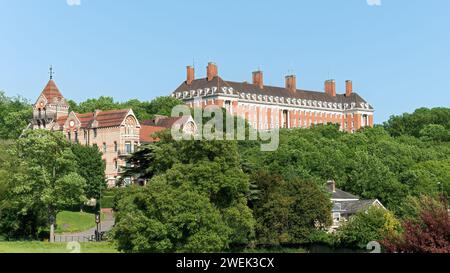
[325,79,336,97]
[252,71,264,89]
[186,66,195,85]
[327,180,336,193]
[207,62,218,81]
[285,75,297,93]
[346,80,353,97]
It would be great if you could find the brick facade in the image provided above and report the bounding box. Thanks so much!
[172,63,374,132]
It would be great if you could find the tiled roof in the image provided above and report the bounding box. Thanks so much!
[56,109,131,129]
[40,80,64,102]
[140,125,167,143]
[141,116,190,128]
[173,76,371,108]
[77,109,130,128]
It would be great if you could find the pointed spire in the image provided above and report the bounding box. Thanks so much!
[49,65,54,80]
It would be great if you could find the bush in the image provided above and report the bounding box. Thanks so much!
[336,207,401,249]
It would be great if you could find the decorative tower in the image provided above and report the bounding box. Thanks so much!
[31,67,69,130]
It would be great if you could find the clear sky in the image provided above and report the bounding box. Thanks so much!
[1,0,449,123]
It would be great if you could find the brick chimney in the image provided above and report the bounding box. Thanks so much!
[285,75,297,93]
[346,80,353,97]
[252,71,264,89]
[186,66,195,85]
[207,62,218,81]
[327,180,336,193]
[325,79,336,97]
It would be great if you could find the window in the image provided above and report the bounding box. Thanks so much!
[225,100,232,113]
[93,128,97,138]
[68,132,71,141]
[114,159,118,170]
[103,143,107,153]
[114,141,118,152]
[125,142,132,154]
[74,131,78,143]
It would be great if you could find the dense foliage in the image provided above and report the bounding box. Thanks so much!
[113,137,256,252]
[238,124,450,212]
[250,172,331,245]
[336,207,401,249]
[0,91,32,139]
[382,196,450,253]
[384,107,450,138]
[0,130,87,239]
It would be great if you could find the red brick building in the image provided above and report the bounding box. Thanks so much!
[172,63,374,132]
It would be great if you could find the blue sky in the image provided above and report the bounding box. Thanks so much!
[1,0,449,123]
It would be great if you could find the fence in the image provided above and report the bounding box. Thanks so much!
[54,232,106,243]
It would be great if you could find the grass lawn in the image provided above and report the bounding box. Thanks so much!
[56,211,105,234]
[0,241,119,253]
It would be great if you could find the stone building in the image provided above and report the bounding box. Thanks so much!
[172,63,374,132]
[31,78,141,187]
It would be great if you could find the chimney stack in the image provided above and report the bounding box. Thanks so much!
[285,75,297,93]
[346,80,353,97]
[325,79,336,97]
[327,180,336,193]
[207,62,218,81]
[252,71,264,89]
[186,66,195,85]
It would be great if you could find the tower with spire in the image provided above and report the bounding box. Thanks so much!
[31,67,69,130]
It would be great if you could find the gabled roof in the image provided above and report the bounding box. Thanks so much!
[39,80,65,103]
[333,199,383,214]
[78,109,131,128]
[57,109,134,129]
[173,76,372,108]
[139,125,167,143]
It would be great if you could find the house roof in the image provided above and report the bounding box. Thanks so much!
[173,76,372,108]
[139,125,167,143]
[325,184,360,200]
[333,199,379,214]
[40,80,65,103]
[56,109,133,129]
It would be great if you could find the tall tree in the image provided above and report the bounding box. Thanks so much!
[0,130,87,239]
[71,144,106,199]
[251,172,332,245]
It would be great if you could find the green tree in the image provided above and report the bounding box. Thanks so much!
[419,124,449,142]
[0,130,87,239]
[336,206,401,249]
[145,96,183,118]
[116,139,256,250]
[0,91,32,139]
[251,172,332,245]
[71,144,106,199]
[384,107,450,138]
[113,183,230,253]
